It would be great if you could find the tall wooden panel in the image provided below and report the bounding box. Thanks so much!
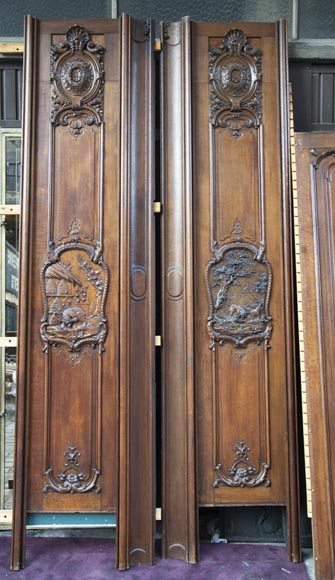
[161,17,198,563]
[11,15,155,570]
[295,132,335,580]
[162,20,301,563]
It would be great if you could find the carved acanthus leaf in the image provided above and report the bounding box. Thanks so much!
[50,25,105,134]
[214,440,270,488]
[43,445,101,494]
[209,28,262,137]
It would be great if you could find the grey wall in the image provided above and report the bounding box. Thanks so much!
[119,0,291,26]
[1,0,335,40]
[0,0,109,36]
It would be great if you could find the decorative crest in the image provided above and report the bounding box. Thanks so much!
[214,440,270,488]
[50,25,105,136]
[43,444,101,494]
[209,28,262,137]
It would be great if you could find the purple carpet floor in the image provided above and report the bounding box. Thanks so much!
[0,538,309,579]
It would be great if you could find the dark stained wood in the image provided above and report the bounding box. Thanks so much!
[162,19,301,563]
[12,16,155,570]
[11,15,36,571]
[161,17,198,563]
[295,131,335,580]
[117,14,155,569]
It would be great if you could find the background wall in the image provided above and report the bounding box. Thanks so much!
[1,0,335,40]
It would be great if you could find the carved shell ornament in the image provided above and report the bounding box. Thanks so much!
[209,28,262,137]
[50,25,105,136]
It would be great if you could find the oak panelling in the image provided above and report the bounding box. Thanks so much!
[12,16,155,570]
[214,129,260,244]
[161,17,198,564]
[118,14,155,570]
[295,132,335,580]
[180,20,299,561]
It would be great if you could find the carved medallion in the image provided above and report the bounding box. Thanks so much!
[43,444,101,494]
[50,25,105,136]
[206,242,272,350]
[214,441,270,488]
[40,218,108,365]
[209,29,262,137]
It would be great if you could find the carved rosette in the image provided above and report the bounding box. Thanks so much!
[206,242,272,350]
[43,445,101,494]
[209,29,262,137]
[40,218,108,365]
[50,25,105,136]
[214,441,270,488]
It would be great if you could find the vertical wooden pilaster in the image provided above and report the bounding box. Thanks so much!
[277,19,301,563]
[161,16,198,563]
[117,14,155,569]
[11,15,36,571]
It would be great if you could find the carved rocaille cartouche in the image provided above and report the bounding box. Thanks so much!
[209,28,262,137]
[50,25,105,136]
[206,241,272,351]
[40,218,108,365]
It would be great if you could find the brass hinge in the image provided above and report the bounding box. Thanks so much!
[154,39,162,52]
[155,335,162,347]
[153,202,161,214]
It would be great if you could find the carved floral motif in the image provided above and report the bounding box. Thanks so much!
[43,444,101,494]
[209,29,262,137]
[50,25,105,136]
[214,440,270,488]
[206,241,272,350]
[40,218,108,365]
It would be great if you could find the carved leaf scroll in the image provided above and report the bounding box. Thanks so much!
[50,25,105,136]
[214,440,270,488]
[209,29,262,137]
[40,218,108,365]
[43,444,101,494]
[206,242,272,350]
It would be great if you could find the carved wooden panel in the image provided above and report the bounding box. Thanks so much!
[295,132,335,580]
[162,20,301,564]
[12,16,155,571]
